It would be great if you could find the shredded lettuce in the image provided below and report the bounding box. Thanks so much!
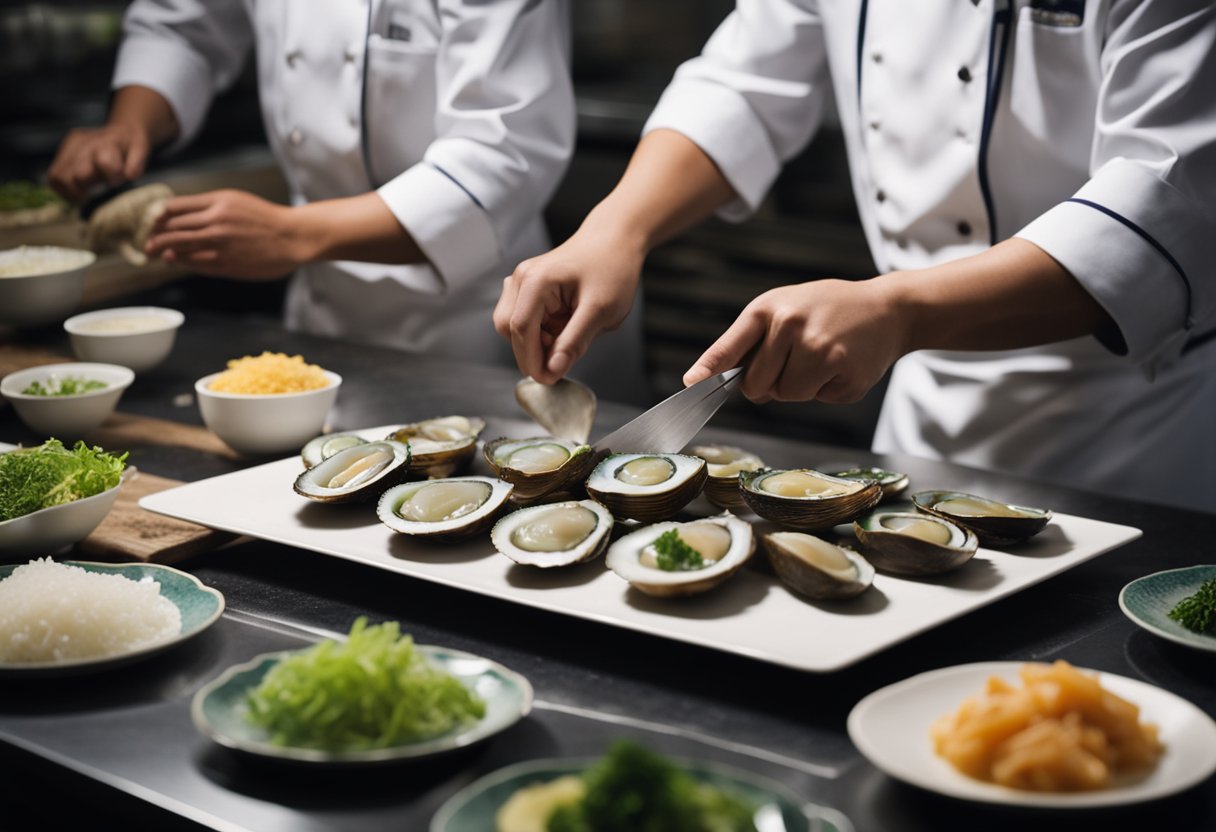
[244,617,486,751]
[546,742,758,832]
[0,439,127,522]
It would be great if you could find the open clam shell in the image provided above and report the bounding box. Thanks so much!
[483,437,600,504]
[491,500,614,568]
[739,468,882,531]
[385,415,485,478]
[293,440,411,503]
[605,513,754,597]
[514,377,596,445]
[825,467,909,502]
[910,490,1052,546]
[378,476,513,541]
[585,453,708,524]
[685,443,765,510]
[762,531,874,600]
[853,511,977,575]
[301,433,368,469]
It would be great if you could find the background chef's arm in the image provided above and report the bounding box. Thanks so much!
[1012,0,1216,371]
[372,0,576,293]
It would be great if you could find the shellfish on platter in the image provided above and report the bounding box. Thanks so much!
[739,468,881,531]
[605,513,754,597]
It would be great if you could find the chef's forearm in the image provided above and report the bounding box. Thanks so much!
[293,193,425,265]
[579,129,738,256]
[109,85,180,148]
[884,238,1115,354]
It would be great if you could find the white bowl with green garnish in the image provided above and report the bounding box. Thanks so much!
[0,440,128,557]
[1,362,134,437]
[0,245,96,327]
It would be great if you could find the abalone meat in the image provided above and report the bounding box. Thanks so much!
[911,490,1051,545]
[739,468,881,531]
[585,453,708,523]
[483,437,599,503]
[685,443,765,510]
[293,440,411,503]
[491,500,614,567]
[852,511,977,575]
[378,476,513,541]
[762,531,874,599]
[386,415,485,478]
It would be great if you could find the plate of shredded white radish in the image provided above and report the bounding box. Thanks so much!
[0,558,224,677]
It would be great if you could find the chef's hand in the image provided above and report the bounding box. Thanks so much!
[145,190,303,280]
[47,86,179,203]
[494,232,644,384]
[684,278,908,404]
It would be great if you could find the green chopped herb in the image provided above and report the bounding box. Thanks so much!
[21,376,108,397]
[244,617,486,751]
[0,180,64,212]
[1167,577,1216,635]
[0,439,127,522]
[546,741,758,832]
[653,528,705,571]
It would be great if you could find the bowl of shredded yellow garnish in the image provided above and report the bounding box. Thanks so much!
[195,352,341,455]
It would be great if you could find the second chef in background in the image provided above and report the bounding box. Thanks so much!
[49,0,646,401]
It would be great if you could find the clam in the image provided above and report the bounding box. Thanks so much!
[605,513,754,597]
[762,531,874,599]
[386,415,485,477]
[585,453,708,523]
[293,440,411,503]
[825,467,909,502]
[739,468,882,531]
[378,476,513,541]
[685,444,765,510]
[911,490,1052,545]
[301,433,368,469]
[852,511,977,575]
[491,500,614,567]
[483,437,599,503]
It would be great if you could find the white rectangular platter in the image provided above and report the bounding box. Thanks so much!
[140,427,1141,672]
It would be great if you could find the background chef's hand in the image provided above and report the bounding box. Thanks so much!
[48,122,153,203]
[684,278,908,404]
[47,86,179,203]
[145,190,305,280]
[494,231,644,384]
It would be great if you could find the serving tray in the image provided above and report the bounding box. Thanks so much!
[141,425,1142,673]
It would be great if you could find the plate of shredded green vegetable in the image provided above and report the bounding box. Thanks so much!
[191,617,532,765]
[1119,565,1216,652]
[431,740,849,832]
[0,439,128,557]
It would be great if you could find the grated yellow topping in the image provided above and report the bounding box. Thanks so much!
[209,352,330,395]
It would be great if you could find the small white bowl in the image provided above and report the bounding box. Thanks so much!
[0,362,135,438]
[64,306,185,373]
[0,246,96,327]
[195,370,342,456]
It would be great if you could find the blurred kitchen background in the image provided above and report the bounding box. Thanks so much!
[0,0,884,452]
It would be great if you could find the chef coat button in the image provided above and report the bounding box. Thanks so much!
[869,120,881,131]
[957,220,973,237]
[286,50,300,68]
[344,49,357,64]
[289,128,303,146]
[871,51,883,64]
[958,66,973,83]
[349,116,358,128]
[876,189,886,203]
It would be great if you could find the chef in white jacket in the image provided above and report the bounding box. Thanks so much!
[494,0,1216,513]
[49,0,646,400]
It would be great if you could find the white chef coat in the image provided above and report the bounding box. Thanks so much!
[111,0,648,403]
[643,0,1216,512]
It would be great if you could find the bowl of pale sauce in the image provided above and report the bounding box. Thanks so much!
[0,246,95,327]
[64,306,185,373]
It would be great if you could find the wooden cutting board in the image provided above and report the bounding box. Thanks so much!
[76,469,239,564]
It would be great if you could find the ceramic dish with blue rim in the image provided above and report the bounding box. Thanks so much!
[192,644,532,766]
[0,560,225,677]
[1119,565,1216,652]
[431,755,852,832]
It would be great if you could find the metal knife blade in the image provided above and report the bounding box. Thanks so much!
[593,367,743,454]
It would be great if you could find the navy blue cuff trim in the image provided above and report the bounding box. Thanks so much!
[1066,197,1194,327]
[430,163,486,211]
